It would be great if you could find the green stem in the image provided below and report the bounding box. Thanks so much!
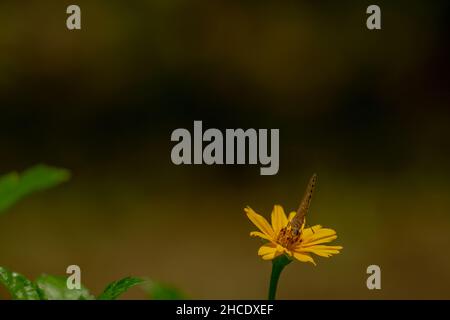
[268,255,292,300]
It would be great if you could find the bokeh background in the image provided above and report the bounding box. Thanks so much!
[1,0,449,299]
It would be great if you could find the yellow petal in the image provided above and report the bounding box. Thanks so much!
[258,243,283,260]
[262,252,283,260]
[258,243,277,256]
[298,245,342,258]
[271,205,288,234]
[301,226,336,245]
[292,252,316,265]
[250,231,274,242]
[287,211,296,222]
[301,225,324,238]
[245,207,275,238]
[302,235,338,247]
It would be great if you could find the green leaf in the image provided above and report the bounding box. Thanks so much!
[0,164,71,214]
[142,279,187,300]
[35,274,94,300]
[97,277,144,300]
[0,266,41,300]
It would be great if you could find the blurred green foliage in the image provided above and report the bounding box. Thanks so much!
[97,277,144,300]
[0,266,146,300]
[0,165,70,214]
[0,165,186,300]
[36,274,94,300]
[0,267,41,300]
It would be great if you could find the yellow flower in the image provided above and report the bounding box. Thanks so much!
[245,205,342,265]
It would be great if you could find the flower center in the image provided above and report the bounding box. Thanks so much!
[277,226,301,250]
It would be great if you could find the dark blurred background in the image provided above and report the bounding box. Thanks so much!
[0,0,449,299]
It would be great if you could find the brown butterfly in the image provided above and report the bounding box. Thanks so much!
[289,174,317,236]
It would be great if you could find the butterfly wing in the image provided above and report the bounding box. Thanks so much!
[291,174,317,234]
